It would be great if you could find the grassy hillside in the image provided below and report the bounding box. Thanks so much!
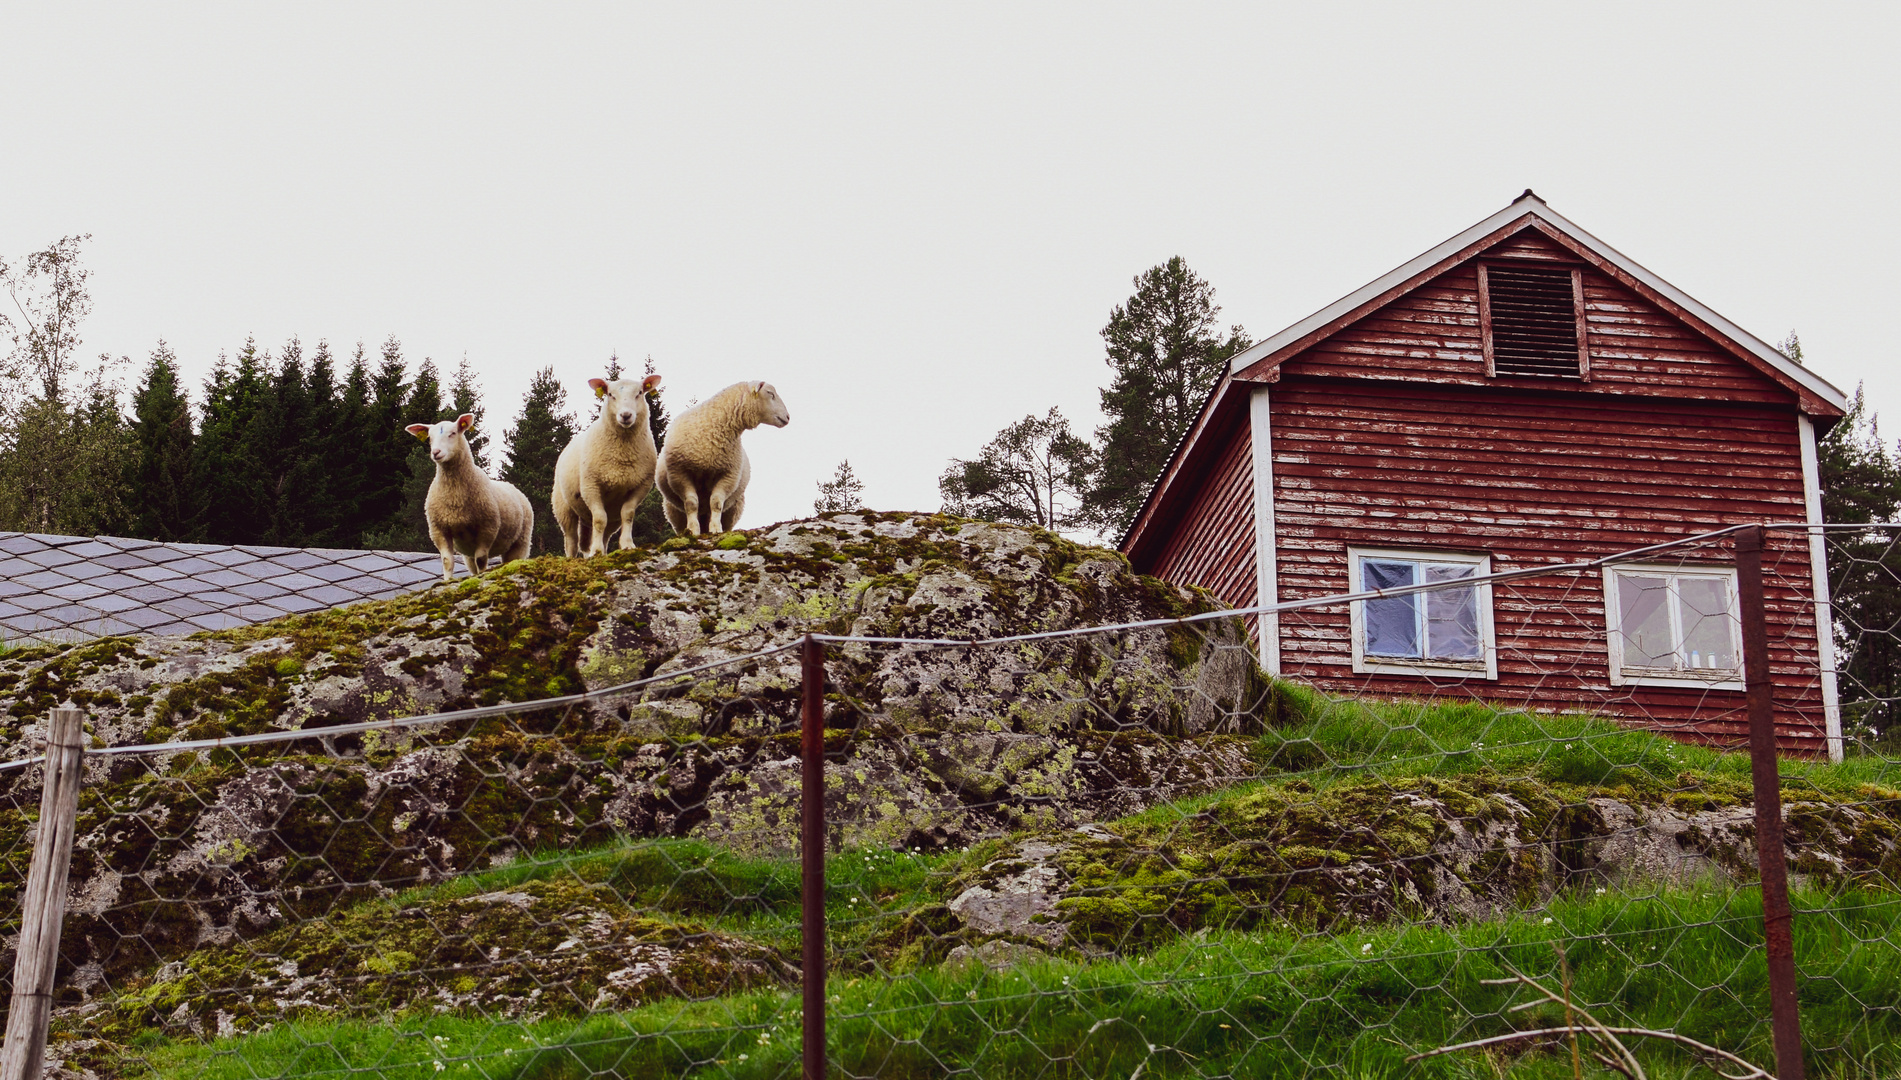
[94,693,1901,1078]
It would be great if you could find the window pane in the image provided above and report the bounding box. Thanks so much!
[1424,564,1480,660]
[1362,560,1419,658]
[1617,574,1673,668]
[1678,577,1735,670]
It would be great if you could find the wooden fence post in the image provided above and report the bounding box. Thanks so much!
[1,705,85,1080]
[800,636,828,1080]
[1736,526,1805,1080]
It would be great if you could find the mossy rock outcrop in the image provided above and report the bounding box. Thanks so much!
[927,771,1901,962]
[0,513,1284,997]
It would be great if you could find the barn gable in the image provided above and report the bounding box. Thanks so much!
[1228,194,1843,416]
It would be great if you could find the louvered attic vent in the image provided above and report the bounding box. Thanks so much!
[1480,263,1587,378]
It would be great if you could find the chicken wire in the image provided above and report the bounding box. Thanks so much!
[0,522,1896,1078]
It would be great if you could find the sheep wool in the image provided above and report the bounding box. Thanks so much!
[655,380,790,536]
[553,373,663,557]
[405,414,535,582]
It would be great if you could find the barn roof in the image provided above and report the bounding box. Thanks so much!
[0,532,441,644]
[1227,191,1848,414]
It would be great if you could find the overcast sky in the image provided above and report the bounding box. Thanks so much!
[3,4,1896,533]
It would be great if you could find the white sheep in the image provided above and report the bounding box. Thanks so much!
[404,414,534,582]
[655,381,790,536]
[552,373,663,557]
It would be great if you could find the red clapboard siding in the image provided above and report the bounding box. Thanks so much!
[1266,377,1826,752]
[1279,231,1789,406]
[1150,415,1256,613]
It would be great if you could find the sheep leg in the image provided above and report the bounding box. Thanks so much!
[705,478,739,535]
[556,500,581,559]
[616,492,646,550]
[582,486,611,557]
[720,491,745,533]
[430,525,458,583]
[662,497,688,535]
[678,485,703,537]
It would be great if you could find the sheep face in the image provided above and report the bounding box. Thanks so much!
[587,375,661,432]
[752,381,790,428]
[405,414,476,464]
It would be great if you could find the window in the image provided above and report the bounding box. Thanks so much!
[1478,261,1589,379]
[1603,564,1743,689]
[1348,548,1497,679]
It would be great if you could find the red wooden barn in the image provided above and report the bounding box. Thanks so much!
[1120,192,1850,757]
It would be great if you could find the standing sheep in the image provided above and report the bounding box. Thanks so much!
[404,414,535,583]
[552,373,663,557]
[655,381,790,536]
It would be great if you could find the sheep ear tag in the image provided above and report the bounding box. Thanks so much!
[642,374,662,392]
[456,413,476,431]
[589,378,608,398]
[405,424,432,442]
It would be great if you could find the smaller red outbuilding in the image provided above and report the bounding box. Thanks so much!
[1120,193,1849,758]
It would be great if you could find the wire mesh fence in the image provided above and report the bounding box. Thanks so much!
[1,517,1899,1078]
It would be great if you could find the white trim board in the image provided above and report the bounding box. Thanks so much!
[1249,388,1279,674]
[1798,414,1845,762]
[1226,193,1847,416]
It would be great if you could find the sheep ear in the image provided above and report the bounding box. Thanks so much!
[589,378,608,398]
[405,424,432,442]
[752,380,766,394]
[642,374,662,393]
[456,413,476,432]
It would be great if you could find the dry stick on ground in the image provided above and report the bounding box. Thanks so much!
[1405,968,1774,1080]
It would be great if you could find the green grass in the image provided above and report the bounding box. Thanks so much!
[134,885,1901,1079]
[1251,684,1901,798]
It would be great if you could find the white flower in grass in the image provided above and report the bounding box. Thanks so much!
[1542,917,1554,925]
[1361,943,1372,954]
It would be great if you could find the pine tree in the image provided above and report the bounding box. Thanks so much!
[365,358,448,552]
[190,339,270,543]
[1087,257,1249,536]
[128,341,195,541]
[500,365,577,556]
[298,339,346,544]
[622,354,674,546]
[249,338,318,546]
[447,356,489,472]
[815,460,865,513]
[310,343,373,547]
[352,336,413,545]
[940,408,1093,531]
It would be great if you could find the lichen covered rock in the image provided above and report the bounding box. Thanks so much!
[0,513,1280,997]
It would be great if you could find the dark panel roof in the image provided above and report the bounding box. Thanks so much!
[0,533,440,644]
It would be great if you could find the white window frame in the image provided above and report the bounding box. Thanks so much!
[1602,562,1744,690]
[1347,547,1497,680]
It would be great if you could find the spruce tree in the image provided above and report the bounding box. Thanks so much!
[815,460,865,513]
[447,356,489,472]
[500,366,576,556]
[623,354,673,546]
[128,341,195,541]
[352,336,413,545]
[190,339,270,543]
[366,358,446,552]
[250,337,317,546]
[1086,257,1249,536]
[314,343,374,547]
[298,339,346,545]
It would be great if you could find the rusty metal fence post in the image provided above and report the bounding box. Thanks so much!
[1,706,85,1080]
[800,635,828,1080]
[1736,525,1805,1079]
